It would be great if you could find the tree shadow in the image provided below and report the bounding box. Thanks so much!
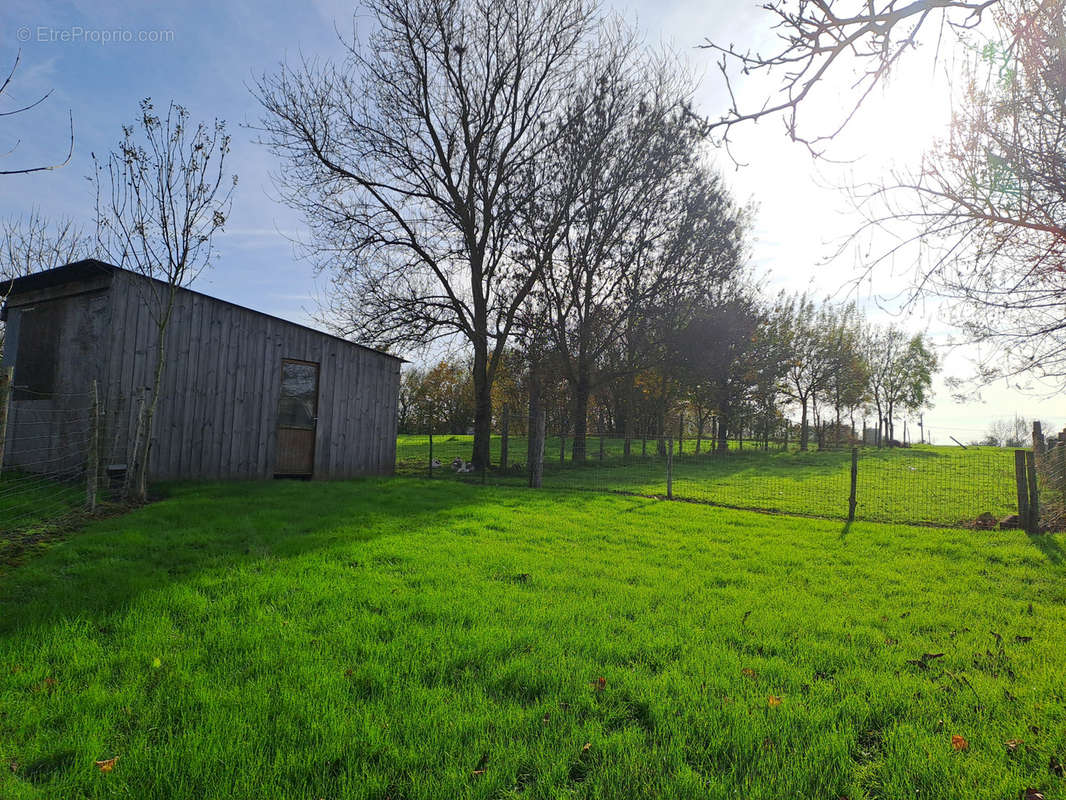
[1026,531,1064,565]
[0,477,481,638]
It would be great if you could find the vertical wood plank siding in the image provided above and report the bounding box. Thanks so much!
[3,264,400,481]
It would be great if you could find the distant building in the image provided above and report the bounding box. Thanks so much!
[1,260,401,480]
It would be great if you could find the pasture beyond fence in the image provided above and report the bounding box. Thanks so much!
[397,430,1063,531]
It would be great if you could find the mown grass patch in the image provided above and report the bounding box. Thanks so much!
[1,478,1063,799]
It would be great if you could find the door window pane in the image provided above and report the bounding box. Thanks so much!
[277,361,318,429]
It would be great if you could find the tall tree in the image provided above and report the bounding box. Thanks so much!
[92,99,236,501]
[776,294,837,450]
[255,0,596,468]
[522,31,746,461]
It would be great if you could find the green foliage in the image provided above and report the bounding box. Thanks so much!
[1,479,1063,799]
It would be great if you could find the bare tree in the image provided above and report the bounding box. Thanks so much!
[0,50,74,176]
[92,99,236,501]
[702,0,1003,153]
[850,0,1066,385]
[0,209,92,350]
[517,28,746,460]
[254,0,596,468]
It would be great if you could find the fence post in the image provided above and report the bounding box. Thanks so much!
[1014,450,1030,529]
[641,435,647,456]
[598,434,604,461]
[1032,421,1044,455]
[1025,450,1040,533]
[428,431,434,478]
[529,400,545,488]
[848,446,858,521]
[678,412,684,455]
[560,433,566,466]
[0,365,12,477]
[666,437,674,500]
[500,405,510,471]
[87,380,100,512]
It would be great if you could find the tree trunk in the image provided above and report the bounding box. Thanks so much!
[571,370,590,463]
[471,343,492,469]
[799,396,810,451]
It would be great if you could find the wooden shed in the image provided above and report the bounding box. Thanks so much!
[1,260,401,481]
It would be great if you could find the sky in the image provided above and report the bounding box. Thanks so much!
[0,0,1062,444]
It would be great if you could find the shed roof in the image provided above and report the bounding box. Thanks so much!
[2,259,403,362]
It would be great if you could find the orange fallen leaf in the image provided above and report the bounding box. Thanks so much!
[95,757,118,773]
[951,735,968,751]
[581,742,591,753]
[741,668,757,680]
[1005,739,1023,753]
[591,677,606,692]
[767,695,782,707]
[471,769,486,777]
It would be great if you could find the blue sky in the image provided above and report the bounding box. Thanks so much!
[1,0,1061,441]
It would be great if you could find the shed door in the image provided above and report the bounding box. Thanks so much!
[275,359,319,476]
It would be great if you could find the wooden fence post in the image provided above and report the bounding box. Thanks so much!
[500,405,509,471]
[1032,421,1044,455]
[1025,450,1040,533]
[666,438,674,500]
[1014,450,1030,530]
[87,380,100,512]
[848,447,858,521]
[0,365,12,477]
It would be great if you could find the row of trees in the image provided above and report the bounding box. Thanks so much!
[400,291,938,458]
[255,0,750,467]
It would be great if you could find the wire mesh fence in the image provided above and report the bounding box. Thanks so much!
[396,429,1037,529]
[0,372,122,544]
[1035,441,1066,531]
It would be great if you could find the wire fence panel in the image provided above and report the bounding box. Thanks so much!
[0,376,129,544]
[396,431,1036,529]
[1036,443,1066,531]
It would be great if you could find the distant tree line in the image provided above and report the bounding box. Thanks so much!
[400,292,938,457]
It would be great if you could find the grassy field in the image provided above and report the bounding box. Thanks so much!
[2,478,1064,799]
[397,435,1017,526]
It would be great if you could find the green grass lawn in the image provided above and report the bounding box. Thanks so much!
[397,436,1017,526]
[2,479,1064,799]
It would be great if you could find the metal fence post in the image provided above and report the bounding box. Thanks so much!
[87,380,100,512]
[1014,450,1029,529]
[1025,450,1040,533]
[0,365,12,477]
[666,437,674,500]
[848,446,858,521]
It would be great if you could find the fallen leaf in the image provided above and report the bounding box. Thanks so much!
[1050,755,1064,777]
[951,735,968,751]
[581,742,591,753]
[1005,739,1023,753]
[767,695,782,708]
[1021,789,1045,800]
[8,760,17,774]
[542,712,550,724]
[741,668,757,680]
[95,757,118,773]
[558,701,570,711]
[344,668,353,677]
[471,753,488,777]
[591,677,606,692]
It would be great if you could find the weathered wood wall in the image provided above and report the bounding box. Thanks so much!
[2,262,401,481]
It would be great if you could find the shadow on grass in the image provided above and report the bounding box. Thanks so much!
[1027,531,1064,565]
[0,478,484,637]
